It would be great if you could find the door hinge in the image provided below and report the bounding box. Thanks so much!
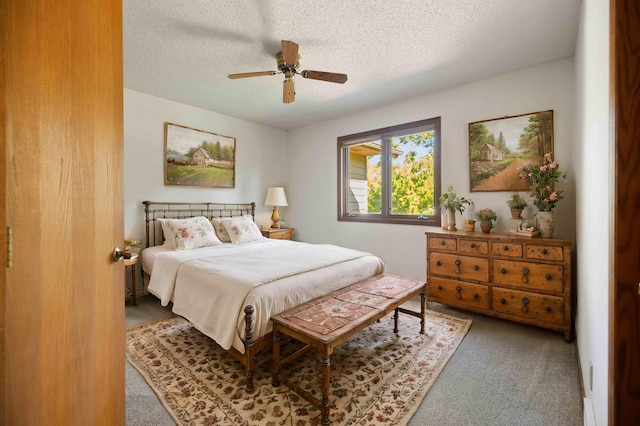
[6,227,12,268]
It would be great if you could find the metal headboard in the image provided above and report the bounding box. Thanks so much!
[142,201,256,247]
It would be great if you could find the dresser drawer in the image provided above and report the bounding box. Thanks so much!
[492,287,564,324]
[490,242,523,258]
[261,228,293,240]
[526,244,564,261]
[429,252,489,282]
[493,260,563,293]
[428,236,457,251]
[428,277,489,309]
[269,231,290,239]
[459,239,488,255]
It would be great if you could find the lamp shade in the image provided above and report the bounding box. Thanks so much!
[264,187,288,206]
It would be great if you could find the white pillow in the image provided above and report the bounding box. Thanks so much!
[211,218,231,243]
[158,218,177,249]
[161,216,222,250]
[221,215,264,244]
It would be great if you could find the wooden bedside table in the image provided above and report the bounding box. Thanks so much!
[124,254,139,305]
[261,228,295,240]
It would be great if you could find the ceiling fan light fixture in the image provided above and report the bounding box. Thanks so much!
[227,40,348,103]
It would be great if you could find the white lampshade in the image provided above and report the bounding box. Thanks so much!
[264,187,288,207]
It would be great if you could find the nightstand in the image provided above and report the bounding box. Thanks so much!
[261,228,295,240]
[124,254,139,305]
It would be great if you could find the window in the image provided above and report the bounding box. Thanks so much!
[337,117,441,226]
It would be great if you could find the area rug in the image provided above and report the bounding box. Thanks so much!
[126,309,471,425]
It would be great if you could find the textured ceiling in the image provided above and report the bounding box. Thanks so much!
[123,0,582,130]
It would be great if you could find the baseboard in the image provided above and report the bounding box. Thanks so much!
[583,398,597,426]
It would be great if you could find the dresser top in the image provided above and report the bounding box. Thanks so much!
[425,228,572,247]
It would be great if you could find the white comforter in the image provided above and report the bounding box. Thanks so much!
[146,239,384,352]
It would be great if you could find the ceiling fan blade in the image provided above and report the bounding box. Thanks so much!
[228,71,277,79]
[283,79,295,103]
[281,40,299,66]
[300,70,348,84]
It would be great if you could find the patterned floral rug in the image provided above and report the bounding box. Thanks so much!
[126,309,471,425]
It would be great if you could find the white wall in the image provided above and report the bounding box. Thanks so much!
[287,58,575,281]
[574,0,610,424]
[124,89,289,242]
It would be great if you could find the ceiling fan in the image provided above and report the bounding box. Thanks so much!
[228,40,348,104]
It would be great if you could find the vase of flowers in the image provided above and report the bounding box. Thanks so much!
[439,185,472,231]
[519,153,566,237]
[475,208,497,233]
[124,238,142,258]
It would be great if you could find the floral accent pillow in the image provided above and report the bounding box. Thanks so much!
[162,216,222,250]
[220,215,264,244]
[211,218,231,243]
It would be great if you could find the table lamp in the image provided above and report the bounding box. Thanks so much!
[264,187,288,228]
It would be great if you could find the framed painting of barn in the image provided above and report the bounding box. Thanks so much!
[468,110,554,192]
[164,122,236,188]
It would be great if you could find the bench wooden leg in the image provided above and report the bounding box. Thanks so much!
[272,328,281,387]
[420,291,426,334]
[321,348,331,425]
[393,307,399,333]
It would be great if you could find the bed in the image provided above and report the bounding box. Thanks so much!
[141,201,385,391]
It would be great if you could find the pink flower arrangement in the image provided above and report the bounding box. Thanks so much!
[519,153,567,212]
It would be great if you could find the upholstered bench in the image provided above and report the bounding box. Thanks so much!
[271,273,426,425]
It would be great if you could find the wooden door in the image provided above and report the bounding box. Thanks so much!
[611,0,640,424]
[1,0,125,424]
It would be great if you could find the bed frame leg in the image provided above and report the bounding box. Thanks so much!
[244,305,256,393]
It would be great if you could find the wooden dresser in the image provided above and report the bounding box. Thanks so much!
[425,229,573,341]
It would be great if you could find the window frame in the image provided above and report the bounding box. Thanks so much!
[337,117,442,226]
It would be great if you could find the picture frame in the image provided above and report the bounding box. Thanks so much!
[164,122,236,188]
[468,110,553,192]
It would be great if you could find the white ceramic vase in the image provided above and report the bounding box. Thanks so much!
[534,211,554,238]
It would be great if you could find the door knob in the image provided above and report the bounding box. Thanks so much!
[113,246,124,262]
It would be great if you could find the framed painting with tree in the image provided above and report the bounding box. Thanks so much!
[468,110,554,192]
[164,122,236,188]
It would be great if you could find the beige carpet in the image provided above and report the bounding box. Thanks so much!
[126,310,471,425]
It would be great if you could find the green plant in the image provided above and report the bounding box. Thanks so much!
[520,220,535,231]
[519,153,567,212]
[438,185,472,214]
[506,193,528,209]
[475,208,498,222]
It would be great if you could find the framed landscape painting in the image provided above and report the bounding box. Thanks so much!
[164,122,236,188]
[468,110,554,192]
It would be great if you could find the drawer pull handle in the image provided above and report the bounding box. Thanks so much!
[521,267,530,284]
[454,259,461,266]
[500,298,507,304]
[503,245,509,251]
[541,248,548,254]
[470,243,476,248]
[454,259,461,274]
[441,241,446,246]
[521,297,529,313]
[545,274,552,280]
[501,268,507,274]
[473,293,479,299]
[545,306,552,312]
[438,285,443,290]
[474,265,479,271]
[436,260,442,266]
[455,285,462,300]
